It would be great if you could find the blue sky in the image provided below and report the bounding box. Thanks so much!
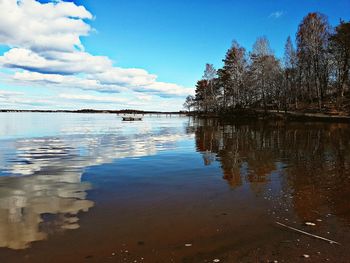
[0,0,349,111]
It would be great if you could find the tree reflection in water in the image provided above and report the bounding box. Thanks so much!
[191,118,350,224]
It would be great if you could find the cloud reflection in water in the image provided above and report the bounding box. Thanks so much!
[0,117,191,249]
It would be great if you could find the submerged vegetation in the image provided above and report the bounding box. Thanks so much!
[184,12,350,116]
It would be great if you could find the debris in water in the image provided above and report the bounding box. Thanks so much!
[213,259,220,262]
[302,254,310,258]
[276,222,340,245]
[185,243,192,247]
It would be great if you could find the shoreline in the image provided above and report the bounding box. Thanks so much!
[188,109,350,123]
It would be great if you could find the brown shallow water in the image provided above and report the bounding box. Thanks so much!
[0,113,349,262]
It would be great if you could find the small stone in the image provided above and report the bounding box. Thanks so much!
[185,243,192,247]
[213,259,220,263]
[302,254,310,258]
[305,222,316,226]
[112,253,115,256]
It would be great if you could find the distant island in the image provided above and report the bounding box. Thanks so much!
[184,12,350,121]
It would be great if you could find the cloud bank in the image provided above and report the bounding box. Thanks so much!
[0,0,193,109]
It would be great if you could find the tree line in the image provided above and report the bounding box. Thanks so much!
[184,13,350,114]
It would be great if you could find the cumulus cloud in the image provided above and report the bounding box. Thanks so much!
[269,11,284,19]
[0,0,193,102]
[94,68,157,87]
[0,0,92,52]
[0,48,112,75]
[12,71,126,93]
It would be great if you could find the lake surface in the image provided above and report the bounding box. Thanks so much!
[0,113,350,262]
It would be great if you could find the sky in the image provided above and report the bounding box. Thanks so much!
[0,0,349,111]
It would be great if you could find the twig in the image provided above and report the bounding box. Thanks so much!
[276,222,340,245]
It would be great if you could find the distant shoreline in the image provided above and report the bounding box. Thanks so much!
[0,109,186,114]
[2,109,350,123]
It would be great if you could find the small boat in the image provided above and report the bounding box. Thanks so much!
[121,114,143,121]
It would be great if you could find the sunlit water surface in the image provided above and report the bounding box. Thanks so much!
[0,113,349,262]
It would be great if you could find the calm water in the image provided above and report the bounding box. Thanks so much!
[0,113,350,263]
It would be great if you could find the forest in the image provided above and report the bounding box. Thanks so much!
[184,13,350,116]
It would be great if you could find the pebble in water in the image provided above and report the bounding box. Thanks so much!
[213,259,220,262]
[305,222,316,226]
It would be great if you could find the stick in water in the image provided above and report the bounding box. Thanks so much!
[276,222,340,245]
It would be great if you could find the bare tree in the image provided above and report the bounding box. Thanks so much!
[296,12,331,110]
[202,64,219,111]
[250,37,281,111]
[183,95,195,112]
[217,41,247,110]
[284,36,298,109]
[329,20,350,107]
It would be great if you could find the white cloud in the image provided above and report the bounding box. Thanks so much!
[0,87,187,111]
[11,71,126,93]
[94,68,157,87]
[0,89,53,106]
[136,94,153,101]
[143,82,194,97]
[0,0,193,104]
[58,93,128,104]
[0,89,24,97]
[58,93,153,107]
[269,11,284,19]
[0,48,112,74]
[0,0,92,52]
